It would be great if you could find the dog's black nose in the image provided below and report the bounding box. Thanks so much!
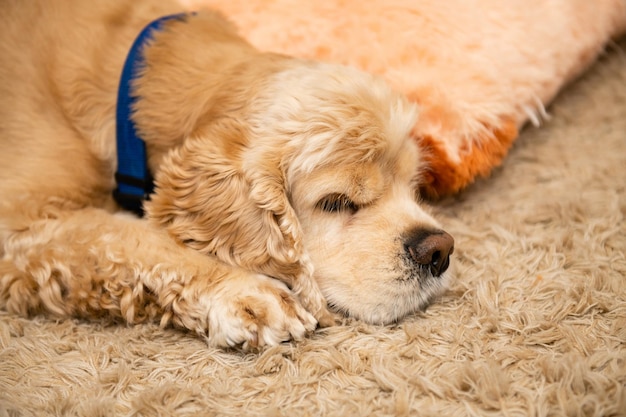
[405,229,454,277]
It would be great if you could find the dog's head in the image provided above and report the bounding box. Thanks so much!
[146,62,454,324]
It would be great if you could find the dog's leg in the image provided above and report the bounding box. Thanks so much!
[0,207,316,348]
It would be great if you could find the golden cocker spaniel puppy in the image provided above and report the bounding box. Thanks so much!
[0,0,454,348]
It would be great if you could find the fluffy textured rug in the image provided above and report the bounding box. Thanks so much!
[1,29,625,417]
[184,0,626,198]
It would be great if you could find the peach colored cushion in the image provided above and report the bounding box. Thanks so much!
[181,0,626,196]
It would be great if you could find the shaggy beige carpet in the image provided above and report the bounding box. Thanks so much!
[1,38,625,417]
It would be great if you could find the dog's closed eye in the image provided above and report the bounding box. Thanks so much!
[317,193,359,214]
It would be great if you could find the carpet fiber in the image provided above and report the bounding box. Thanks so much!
[1,29,625,417]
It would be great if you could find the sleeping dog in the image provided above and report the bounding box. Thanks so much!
[0,0,454,348]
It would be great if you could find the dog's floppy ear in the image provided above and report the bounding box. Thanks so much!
[145,124,330,322]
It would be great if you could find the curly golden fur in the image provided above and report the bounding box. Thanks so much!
[0,0,454,348]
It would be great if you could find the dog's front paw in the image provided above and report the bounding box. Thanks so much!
[206,273,317,349]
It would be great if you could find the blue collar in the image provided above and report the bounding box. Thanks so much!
[114,13,190,216]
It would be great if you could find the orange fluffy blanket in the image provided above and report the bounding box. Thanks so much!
[182,0,626,197]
